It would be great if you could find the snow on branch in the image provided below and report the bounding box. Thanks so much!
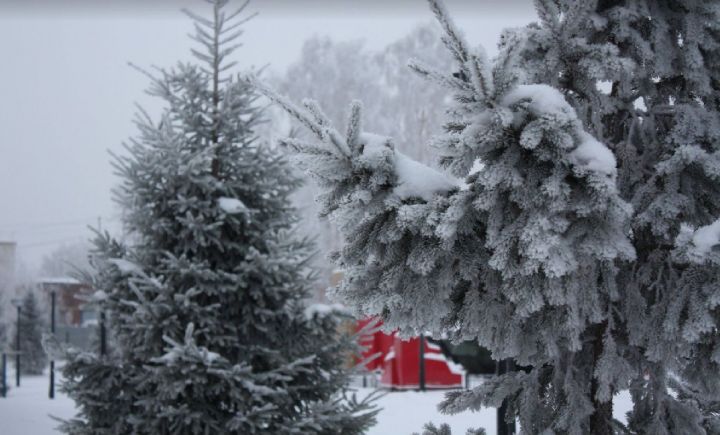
[359,133,459,201]
[676,219,720,263]
[570,132,617,176]
[303,303,350,321]
[218,196,248,214]
[108,258,144,275]
[395,152,458,201]
[501,84,574,118]
[693,219,720,255]
[501,84,618,176]
[247,77,459,203]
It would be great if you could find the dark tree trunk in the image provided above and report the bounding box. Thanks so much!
[589,321,613,435]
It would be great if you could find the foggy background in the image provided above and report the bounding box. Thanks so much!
[0,0,536,274]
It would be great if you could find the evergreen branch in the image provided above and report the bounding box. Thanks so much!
[302,99,350,152]
[220,28,245,46]
[533,0,560,33]
[223,0,251,24]
[468,51,494,103]
[426,0,469,65]
[182,8,214,28]
[561,0,596,35]
[407,59,473,92]
[346,100,363,150]
[302,99,333,131]
[221,12,258,35]
[244,75,352,157]
[426,0,494,102]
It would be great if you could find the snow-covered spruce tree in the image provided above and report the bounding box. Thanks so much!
[52,1,377,434]
[15,289,47,375]
[249,0,720,433]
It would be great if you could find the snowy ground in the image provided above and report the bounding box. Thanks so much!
[0,373,76,434]
[0,372,632,434]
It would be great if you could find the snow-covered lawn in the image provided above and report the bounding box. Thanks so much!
[365,388,496,434]
[0,374,76,434]
[0,373,633,434]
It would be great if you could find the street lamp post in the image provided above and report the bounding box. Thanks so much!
[49,291,56,399]
[11,298,22,388]
[100,310,106,356]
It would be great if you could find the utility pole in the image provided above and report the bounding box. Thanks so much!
[49,291,55,399]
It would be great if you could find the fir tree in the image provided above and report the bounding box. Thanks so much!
[51,1,377,434]
[250,0,720,433]
[14,289,47,375]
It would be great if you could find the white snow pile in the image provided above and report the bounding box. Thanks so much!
[394,152,459,201]
[154,346,222,366]
[218,197,248,214]
[358,132,458,201]
[304,303,349,320]
[569,131,617,175]
[691,218,720,256]
[108,258,143,275]
[90,290,108,302]
[358,132,390,153]
[501,84,574,118]
[502,84,617,177]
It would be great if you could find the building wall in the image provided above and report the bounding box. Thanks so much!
[0,241,17,330]
[0,241,16,297]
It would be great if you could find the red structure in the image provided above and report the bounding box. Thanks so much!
[357,318,464,389]
[38,278,95,326]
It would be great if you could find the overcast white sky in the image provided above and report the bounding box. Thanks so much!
[0,0,536,271]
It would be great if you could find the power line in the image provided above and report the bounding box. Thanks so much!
[16,236,91,250]
[0,215,119,232]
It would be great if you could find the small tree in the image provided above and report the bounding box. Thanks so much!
[15,290,47,375]
[251,0,720,433]
[52,1,377,434]
[0,292,6,352]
